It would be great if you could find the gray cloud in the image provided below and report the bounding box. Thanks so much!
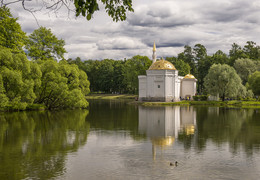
[6,0,260,60]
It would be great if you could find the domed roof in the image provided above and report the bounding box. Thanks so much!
[149,59,176,70]
[184,74,196,79]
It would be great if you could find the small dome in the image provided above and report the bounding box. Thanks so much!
[184,74,196,79]
[149,59,176,70]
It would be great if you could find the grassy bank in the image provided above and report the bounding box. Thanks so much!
[86,94,137,100]
[138,100,260,108]
[85,94,260,108]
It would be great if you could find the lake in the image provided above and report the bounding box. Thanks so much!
[0,100,260,180]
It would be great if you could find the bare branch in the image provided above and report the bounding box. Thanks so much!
[21,0,40,27]
[1,0,22,7]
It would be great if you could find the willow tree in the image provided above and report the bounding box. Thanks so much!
[234,58,257,85]
[204,64,245,101]
[248,71,260,96]
[35,59,90,109]
[0,48,39,110]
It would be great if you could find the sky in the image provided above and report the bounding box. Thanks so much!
[7,0,260,60]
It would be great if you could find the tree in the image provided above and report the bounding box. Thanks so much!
[123,55,152,94]
[204,64,244,101]
[233,58,257,85]
[166,57,190,76]
[96,59,115,93]
[229,43,247,66]
[35,59,90,109]
[26,26,66,61]
[0,48,37,110]
[178,45,196,74]
[243,41,260,60]
[211,50,229,64]
[193,44,208,93]
[2,0,134,22]
[112,60,126,93]
[0,6,26,53]
[248,71,260,96]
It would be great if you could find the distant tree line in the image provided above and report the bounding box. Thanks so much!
[68,42,260,100]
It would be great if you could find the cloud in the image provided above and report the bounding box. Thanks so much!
[97,37,147,50]
[6,0,260,60]
[127,2,194,28]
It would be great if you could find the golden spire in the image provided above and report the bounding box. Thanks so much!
[153,41,156,52]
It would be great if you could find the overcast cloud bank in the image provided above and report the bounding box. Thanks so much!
[8,0,260,60]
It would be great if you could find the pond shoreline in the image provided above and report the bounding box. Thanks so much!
[86,94,260,108]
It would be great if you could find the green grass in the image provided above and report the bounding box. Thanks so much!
[86,94,137,100]
[141,101,190,106]
[137,100,260,108]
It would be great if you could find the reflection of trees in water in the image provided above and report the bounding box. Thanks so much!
[86,100,144,140]
[0,109,90,179]
[195,107,259,154]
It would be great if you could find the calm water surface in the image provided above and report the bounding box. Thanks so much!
[0,100,260,180]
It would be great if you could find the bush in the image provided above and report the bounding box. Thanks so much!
[193,96,199,101]
[193,95,209,101]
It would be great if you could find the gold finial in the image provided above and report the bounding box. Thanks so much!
[153,41,156,51]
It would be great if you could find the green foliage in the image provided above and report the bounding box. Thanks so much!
[233,58,257,84]
[243,41,260,60]
[26,27,66,61]
[193,95,209,101]
[123,55,152,94]
[166,57,190,76]
[35,59,90,109]
[74,0,134,21]
[178,45,196,75]
[0,48,36,110]
[0,7,26,53]
[211,50,230,64]
[71,56,152,94]
[229,43,248,65]
[0,48,90,110]
[248,71,260,96]
[204,64,245,101]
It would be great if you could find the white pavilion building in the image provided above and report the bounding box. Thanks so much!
[138,42,197,102]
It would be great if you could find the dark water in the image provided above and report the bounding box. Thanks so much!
[0,100,260,180]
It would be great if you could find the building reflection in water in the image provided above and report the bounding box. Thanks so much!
[138,106,196,159]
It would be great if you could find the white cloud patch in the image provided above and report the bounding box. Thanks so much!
[97,37,147,50]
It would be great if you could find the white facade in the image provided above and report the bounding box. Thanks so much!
[138,69,181,102]
[138,44,197,102]
[181,78,197,100]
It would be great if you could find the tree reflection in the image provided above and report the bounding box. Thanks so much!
[0,109,89,179]
[196,107,260,154]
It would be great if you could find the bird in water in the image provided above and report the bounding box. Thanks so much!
[170,161,178,167]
